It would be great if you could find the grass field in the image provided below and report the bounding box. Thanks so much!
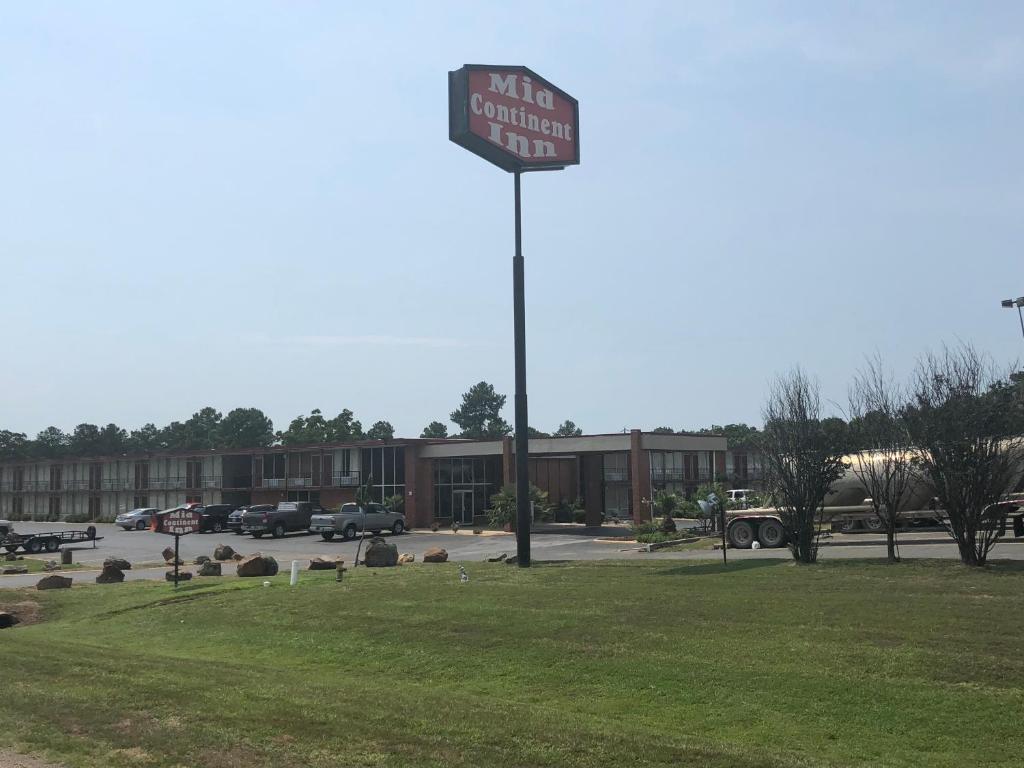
[0,558,84,574]
[1,559,1023,767]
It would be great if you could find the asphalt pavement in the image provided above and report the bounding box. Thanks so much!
[2,522,1023,589]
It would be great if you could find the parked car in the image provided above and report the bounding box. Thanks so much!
[227,504,274,534]
[241,501,322,539]
[115,507,161,531]
[194,503,238,533]
[309,502,405,541]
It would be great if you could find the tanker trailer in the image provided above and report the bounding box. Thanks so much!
[723,446,1024,549]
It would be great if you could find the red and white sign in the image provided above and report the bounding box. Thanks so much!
[449,65,579,172]
[154,508,201,536]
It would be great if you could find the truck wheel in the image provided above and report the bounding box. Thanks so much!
[321,531,335,541]
[252,532,264,539]
[27,538,44,554]
[213,521,224,533]
[863,515,884,532]
[391,521,404,535]
[272,523,285,539]
[44,538,60,553]
[838,517,859,533]
[728,521,755,549]
[343,525,357,541]
[757,519,785,548]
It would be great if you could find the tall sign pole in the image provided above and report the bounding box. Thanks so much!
[449,65,580,568]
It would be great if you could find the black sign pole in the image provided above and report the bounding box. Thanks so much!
[174,533,180,588]
[513,169,530,567]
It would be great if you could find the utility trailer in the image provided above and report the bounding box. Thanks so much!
[1,525,102,555]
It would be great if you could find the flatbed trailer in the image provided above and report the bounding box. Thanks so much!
[1,526,102,555]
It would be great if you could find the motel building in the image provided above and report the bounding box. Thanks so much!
[0,430,728,527]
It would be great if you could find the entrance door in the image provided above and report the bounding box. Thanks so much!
[453,490,474,525]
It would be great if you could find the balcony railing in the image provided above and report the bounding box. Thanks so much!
[330,472,361,487]
[603,469,629,482]
[650,468,715,484]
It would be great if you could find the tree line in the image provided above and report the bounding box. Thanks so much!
[756,345,1024,568]
[0,380,585,461]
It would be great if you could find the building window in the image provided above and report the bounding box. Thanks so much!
[683,454,699,481]
[186,460,202,489]
[360,447,406,503]
[186,495,202,504]
[12,467,24,492]
[132,495,149,509]
[48,496,62,520]
[432,456,501,524]
[133,462,150,490]
[603,453,629,482]
[88,496,101,519]
[11,497,24,519]
[49,465,63,491]
[88,464,103,491]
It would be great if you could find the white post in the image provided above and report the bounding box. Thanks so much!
[290,559,299,586]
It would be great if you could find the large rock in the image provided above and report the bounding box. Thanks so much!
[363,538,398,568]
[198,561,222,577]
[165,570,193,582]
[104,557,132,571]
[2,567,27,575]
[95,565,125,584]
[0,612,19,629]
[194,555,211,566]
[398,553,415,564]
[3,552,17,562]
[214,544,237,561]
[308,556,341,571]
[422,547,448,563]
[36,575,72,590]
[236,554,279,578]
[161,547,175,562]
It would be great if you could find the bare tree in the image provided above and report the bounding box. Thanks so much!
[761,368,849,563]
[847,354,918,563]
[903,345,1024,566]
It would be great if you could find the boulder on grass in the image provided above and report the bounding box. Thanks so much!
[194,555,211,565]
[198,561,222,577]
[2,567,28,575]
[36,575,72,590]
[363,537,398,568]
[0,612,19,629]
[214,544,236,561]
[232,553,244,561]
[398,553,415,564]
[104,557,132,571]
[161,546,175,562]
[165,571,193,582]
[423,547,448,563]
[308,556,341,571]
[3,552,17,562]
[236,554,279,578]
[95,565,125,584]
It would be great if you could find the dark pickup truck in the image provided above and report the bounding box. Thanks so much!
[240,502,324,539]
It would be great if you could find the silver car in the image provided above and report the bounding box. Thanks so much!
[309,502,405,541]
[115,507,160,531]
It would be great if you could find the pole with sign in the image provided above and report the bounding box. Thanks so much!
[449,65,580,567]
[152,507,202,587]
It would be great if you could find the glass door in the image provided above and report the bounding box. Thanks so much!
[453,490,474,525]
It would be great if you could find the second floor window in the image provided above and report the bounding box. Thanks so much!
[49,465,63,491]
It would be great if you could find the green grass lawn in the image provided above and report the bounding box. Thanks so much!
[2,559,1024,767]
[0,557,84,574]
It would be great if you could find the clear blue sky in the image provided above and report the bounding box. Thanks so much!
[1,2,1022,438]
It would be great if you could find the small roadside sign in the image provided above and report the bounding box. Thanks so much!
[151,507,202,587]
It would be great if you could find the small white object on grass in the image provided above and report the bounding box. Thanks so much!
[458,565,469,584]
[263,580,271,587]
[751,541,761,550]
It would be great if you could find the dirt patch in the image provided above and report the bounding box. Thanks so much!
[0,750,66,768]
[0,599,43,627]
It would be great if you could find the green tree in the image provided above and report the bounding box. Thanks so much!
[553,420,582,437]
[128,423,161,452]
[34,426,69,458]
[651,426,675,434]
[181,407,223,450]
[528,427,549,438]
[327,409,363,441]
[692,423,760,445]
[420,421,449,438]
[0,430,30,461]
[450,381,511,439]
[218,408,274,448]
[97,423,128,455]
[69,423,102,455]
[366,421,395,440]
[158,421,189,450]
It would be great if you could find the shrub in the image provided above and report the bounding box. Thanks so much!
[636,531,696,544]
[660,514,677,533]
[383,494,404,513]
[630,520,660,537]
[487,483,550,529]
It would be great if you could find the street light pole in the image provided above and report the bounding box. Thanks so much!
[1000,297,1024,340]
